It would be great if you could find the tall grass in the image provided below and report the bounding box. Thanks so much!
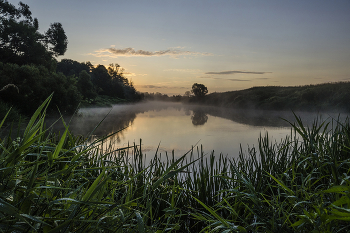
[1,95,350,232]
[190,115,350,232]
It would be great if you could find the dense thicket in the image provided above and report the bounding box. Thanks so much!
[0,1,141,119]
[0,62,81,115]
[56,59,141,101]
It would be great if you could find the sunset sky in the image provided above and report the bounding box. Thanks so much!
[9,0,350,95]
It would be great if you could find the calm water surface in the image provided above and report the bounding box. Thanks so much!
[51,101,347,161]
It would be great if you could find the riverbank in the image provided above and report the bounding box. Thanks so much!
[188,82,350,113]
[1,95,350,232]
[79,94,128,108]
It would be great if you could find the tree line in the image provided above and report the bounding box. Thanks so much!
[0,0,141,119]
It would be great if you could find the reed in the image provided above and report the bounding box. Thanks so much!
[1,95,350,232]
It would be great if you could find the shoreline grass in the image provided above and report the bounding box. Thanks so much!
[1,96,350,232]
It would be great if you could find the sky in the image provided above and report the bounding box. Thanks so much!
[7,0,350,95]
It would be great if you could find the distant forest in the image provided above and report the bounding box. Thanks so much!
[143,82,350,113]
[189,82,350,112]
[0,0,141,120]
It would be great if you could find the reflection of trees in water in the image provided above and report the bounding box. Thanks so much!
[47,112,137,143]
[47,101,184,143]
[191,109,208,126]
[44,101,343,145]
[183,104,339,127]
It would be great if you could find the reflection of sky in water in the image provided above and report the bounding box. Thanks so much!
[99,105,291,159]
[48,101,348,163]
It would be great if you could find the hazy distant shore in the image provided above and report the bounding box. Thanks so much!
[186,82,350,113]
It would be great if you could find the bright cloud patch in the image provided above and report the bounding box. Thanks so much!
[199,76,270,82]
[164,69,202,73]
[90,47,211,58]
[200,76,251,81]
[138,85,187,89]
[205,71,272,75]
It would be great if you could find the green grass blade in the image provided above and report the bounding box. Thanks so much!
[82,168,106,202]
[0,107,11,129]
[267,172,295,195]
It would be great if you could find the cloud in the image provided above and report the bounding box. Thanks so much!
[164,69,202,73]
[123,72,148,77]
[140,85,167,89]
[205,71,272,75]
[199,76,270,82]
[138,85,187,89]
[123,72,136,76]
[89,47,212,58]
[227,78,251,81]
[200,76,251,81]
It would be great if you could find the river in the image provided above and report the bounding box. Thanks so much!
[48,101,348,162]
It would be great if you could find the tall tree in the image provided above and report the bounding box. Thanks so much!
[108,63,127,84]
[57,59,90,77]
[0,0,68,69]
[77,70,97,99]
[191,83,208,98]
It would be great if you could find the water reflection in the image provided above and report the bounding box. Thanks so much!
[47,101,347,138]
[191,109,208,126]
[45,101,348,159]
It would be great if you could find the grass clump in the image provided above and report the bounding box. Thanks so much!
[1,95,350,232]
[190,115,350,232]
[0,94,193,232]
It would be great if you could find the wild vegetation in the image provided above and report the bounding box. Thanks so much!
[1,95,350,232]
[0,0,141,121]
[1,2,350,231]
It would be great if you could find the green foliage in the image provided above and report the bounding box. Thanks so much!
[56,58,91,77]
[77,70,97,100]
[81,95,126,107]
[57,60,142,103]
[0,96,194,232]
[190,114,350,232]
[2,96,350,232]
[0,0,142,119]
[0,62,81,114]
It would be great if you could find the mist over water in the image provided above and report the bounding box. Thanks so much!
[48,101,348,162]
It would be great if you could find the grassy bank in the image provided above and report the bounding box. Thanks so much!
[194,82,350,112]
[1,95,350,232]
[80,95,127,108]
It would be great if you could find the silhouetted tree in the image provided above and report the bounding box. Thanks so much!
[191,83,208,98]
[91,65,112,95]
[57,59,90,77]
[0,0,68,70]
[0,62,81,114]
[108,63,128,85]
[77,70,97,99]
